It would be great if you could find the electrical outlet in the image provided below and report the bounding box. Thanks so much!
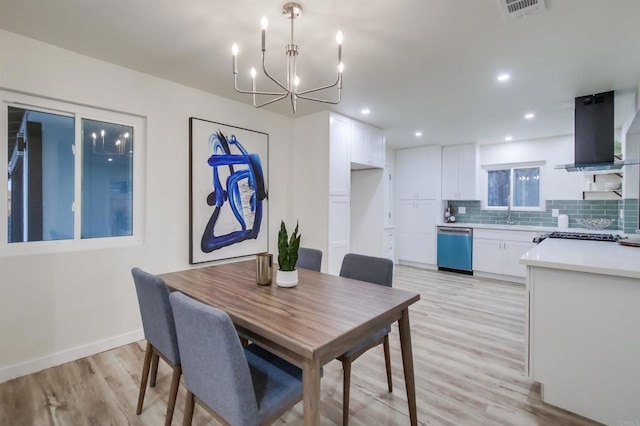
[458,206,466,214]
[552,209,559,217]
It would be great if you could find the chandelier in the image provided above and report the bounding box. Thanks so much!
[231,2,343,113]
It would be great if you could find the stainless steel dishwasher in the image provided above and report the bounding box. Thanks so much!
[436,226,473,274]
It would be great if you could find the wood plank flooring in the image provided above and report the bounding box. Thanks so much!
[0,266,600,425]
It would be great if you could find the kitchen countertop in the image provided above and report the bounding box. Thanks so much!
[437,222,557,232]
[520,238,640,279]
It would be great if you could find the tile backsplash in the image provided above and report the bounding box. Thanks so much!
[447,199,623,230]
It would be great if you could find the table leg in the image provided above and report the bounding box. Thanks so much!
[399,308,417,426]
[302,356,321,425]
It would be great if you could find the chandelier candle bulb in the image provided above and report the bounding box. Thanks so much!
[261,16,268,51]
[231,43,238,74]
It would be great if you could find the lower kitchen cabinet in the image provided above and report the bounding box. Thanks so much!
[383,228,395,262]
[473,229,537,279]
[396,200,439,265]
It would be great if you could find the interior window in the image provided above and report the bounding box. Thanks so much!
[81,119,133,238]
[7,107,75,243]
[6,102,137,244]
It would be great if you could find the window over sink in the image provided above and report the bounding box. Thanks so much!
[485,163,543,210]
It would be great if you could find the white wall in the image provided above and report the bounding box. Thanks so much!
[479,135,587,201]
[0,29,294,382]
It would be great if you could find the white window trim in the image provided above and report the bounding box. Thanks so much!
[480,161,545,212]
[1,90,146,257]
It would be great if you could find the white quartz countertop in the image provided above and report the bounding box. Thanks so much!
[436,222,557,232]
[520,238,640,279]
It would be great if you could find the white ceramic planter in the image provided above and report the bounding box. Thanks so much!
[276,269,298,287]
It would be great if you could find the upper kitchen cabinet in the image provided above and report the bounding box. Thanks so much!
[442,143,479,200]
[396,145,442,200]
[350,120,384,170]
[329,113,351,196]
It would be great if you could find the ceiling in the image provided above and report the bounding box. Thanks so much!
[1,0,639,149]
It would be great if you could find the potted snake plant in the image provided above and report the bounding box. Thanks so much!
[276,220,301,287]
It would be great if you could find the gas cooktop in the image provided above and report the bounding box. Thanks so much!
[548,231,620,242]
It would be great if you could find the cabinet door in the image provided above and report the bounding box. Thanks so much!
[329,114,350,196]
[503,241,535,278]
[472,238,502,274]
[457,144,477,200]
[441,145,459,200]
[367,127,385,168]
[417,145,442,200]
[349,120,368,166]
[395,200,416,262]
[414,200,439,264]
[396,148,420,199]
[328,195,350,275]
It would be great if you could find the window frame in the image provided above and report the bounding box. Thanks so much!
[1,90,145,256]
[482,161,545,212]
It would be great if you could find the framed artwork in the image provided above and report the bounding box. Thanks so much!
[189,118,268,264]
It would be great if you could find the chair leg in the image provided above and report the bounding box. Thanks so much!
[150,351,160,387]
[164,364,182,426]
[342,359,352,426]
[136,341,153,415]
[383,335,393,393]
[183,390,195,426]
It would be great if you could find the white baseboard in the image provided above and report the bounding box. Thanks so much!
[0,329,144,384]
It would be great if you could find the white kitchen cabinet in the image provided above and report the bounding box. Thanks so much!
[328,195,350,275]
[441,144,478,200]
[396,145,442,200]
[350,120,384,169]
[396,199,439,265]
[329,114,351,196]
[473,229,536,279]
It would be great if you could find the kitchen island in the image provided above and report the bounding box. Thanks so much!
[521,238,640,425]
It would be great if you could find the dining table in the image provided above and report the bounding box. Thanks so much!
[159,259,420,425]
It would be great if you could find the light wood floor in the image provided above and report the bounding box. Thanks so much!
[0,266,599,425]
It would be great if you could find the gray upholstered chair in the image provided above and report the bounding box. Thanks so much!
[169,291,304,426]
[338,253,394,425]
[296,247,323,271]
[131,267,182,426]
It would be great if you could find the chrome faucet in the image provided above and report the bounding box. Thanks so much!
[505,196,515,225]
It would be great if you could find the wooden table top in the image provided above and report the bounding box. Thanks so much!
[160,260,420,364]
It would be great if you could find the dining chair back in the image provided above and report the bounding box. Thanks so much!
[131,267,182,426]
[296,247,323,271]
[338,253,394,425]
[170,291,304,426]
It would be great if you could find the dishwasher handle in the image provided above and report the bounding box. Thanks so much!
[438,227,473,236]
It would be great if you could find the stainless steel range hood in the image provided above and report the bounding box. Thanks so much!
[555,91,637,172]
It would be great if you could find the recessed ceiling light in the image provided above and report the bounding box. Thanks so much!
[497,73,511,82]
[361,108,370,115]
[525,112,535,120]
[504,135,513,141]
[415,131,423,137]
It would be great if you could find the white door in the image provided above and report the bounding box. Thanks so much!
[503,241,535,278]
[395,200,416,262]
[457,144,477,200]
[414,200,439,264]
[396,148,420,200]
[472,238,502,274]
[349,120,368,165]
[441,145,459,199]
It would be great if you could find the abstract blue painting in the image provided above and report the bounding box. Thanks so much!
[189,118,268,264]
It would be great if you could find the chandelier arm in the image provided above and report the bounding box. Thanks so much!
[253,93,290,108]
[234,75,287,96]
[296,93,342,104]
[261,54,289,92]
[296,75,341,96]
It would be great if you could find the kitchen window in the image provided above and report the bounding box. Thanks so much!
[487,166,541,209]
[3,91,144,252]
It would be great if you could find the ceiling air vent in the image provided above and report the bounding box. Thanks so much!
[498,0,546,21]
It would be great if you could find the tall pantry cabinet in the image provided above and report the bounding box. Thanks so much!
[293,111,385,275]
[395,145,442,266]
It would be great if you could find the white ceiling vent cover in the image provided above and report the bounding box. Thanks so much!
[498,0,546,21]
